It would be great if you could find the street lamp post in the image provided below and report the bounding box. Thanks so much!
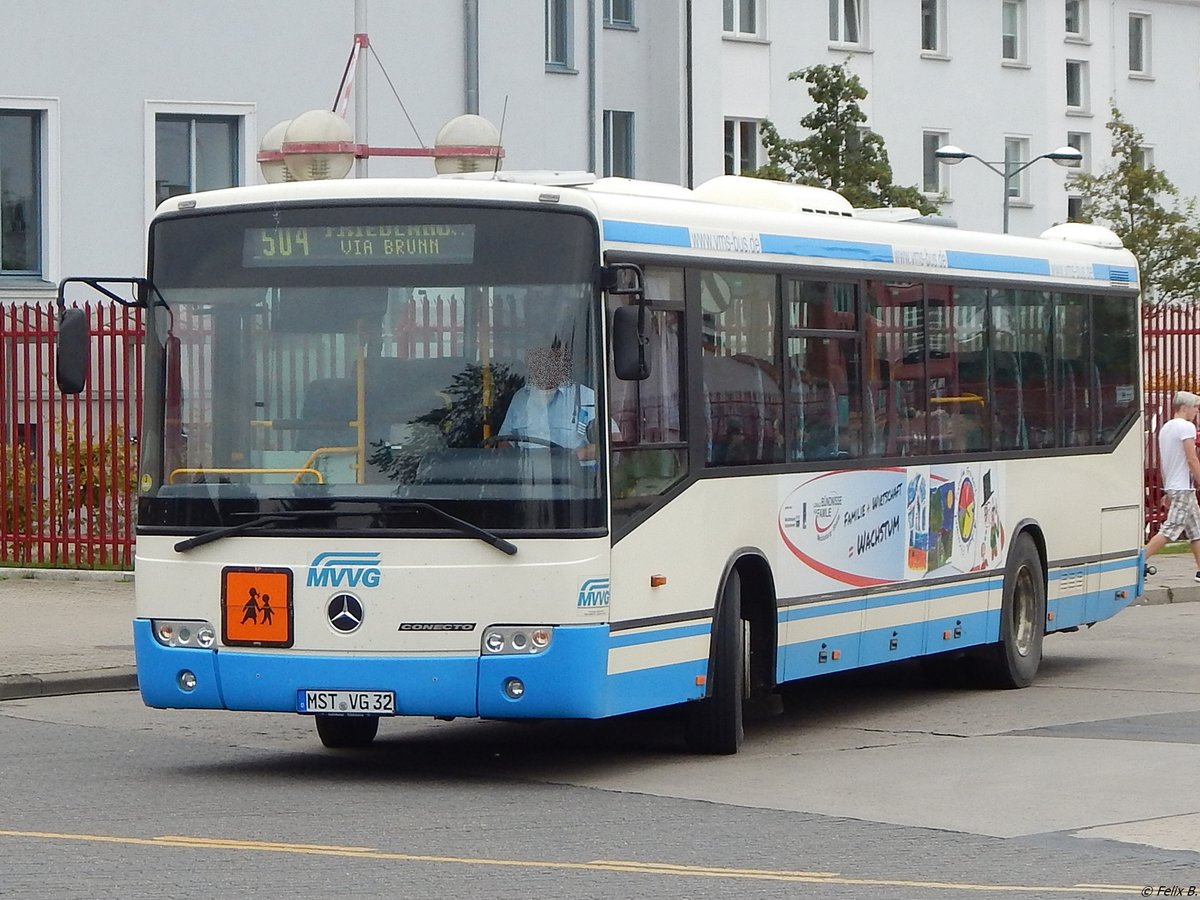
[934,144,1083,233]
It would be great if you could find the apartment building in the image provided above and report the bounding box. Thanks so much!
[1,0,1196,303]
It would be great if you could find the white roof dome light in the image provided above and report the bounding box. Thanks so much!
[693,175,854,217]
[1039,222,1125,249]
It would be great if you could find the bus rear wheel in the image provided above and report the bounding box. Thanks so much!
[684,570,744,755]
[315,714,380,748]
[972,534,1045,689]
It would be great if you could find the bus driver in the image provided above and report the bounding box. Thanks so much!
[498,341,603,461]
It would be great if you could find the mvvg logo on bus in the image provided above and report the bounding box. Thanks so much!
[307,551,383,589]
[578,578,610,609]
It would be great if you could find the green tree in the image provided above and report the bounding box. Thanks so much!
[751,62,937,214]
[1069,105,1200,306]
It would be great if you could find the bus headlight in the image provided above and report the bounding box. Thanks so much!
[153,619,218,649]
[481,626,554,655]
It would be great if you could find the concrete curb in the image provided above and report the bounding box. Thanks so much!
[0,568,133,583]
[0,668,138,702]
[1140,586,1200,606]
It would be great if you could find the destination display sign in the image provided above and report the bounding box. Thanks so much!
[243,224,476,267]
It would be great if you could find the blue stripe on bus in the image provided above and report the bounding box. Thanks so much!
[760,233,893,263]
[602,220,692,247]
[1095,263,1136,283]
[946,251,1052,275]
[778,575,1001,623]
[1095,556,1139,574]
[608,621,712,649]
[608,659,709,716]
[1048,581,1137,630]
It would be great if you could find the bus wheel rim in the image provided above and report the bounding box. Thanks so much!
[1012,567,1036,657]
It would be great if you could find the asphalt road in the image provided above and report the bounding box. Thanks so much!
[1,603,1198,899]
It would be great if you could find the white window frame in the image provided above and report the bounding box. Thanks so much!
[829,0,868,47]
[603,0,633,28]
[1129,12,1152,76]
[143,101,254,232]
[1001,0,1026,63]
[1066,131,1091,173]
[724,119,760,175]
[1065,0,1089,41]
[0,96,60,288]
[546,0,574,68]
[922,130,951,197]
[1004,136,1031,204]
[724,0,764,38]
[1137,145,1155,169]
[921,0,947,55]
[1065,59,1089,111]
[603,110,635,178]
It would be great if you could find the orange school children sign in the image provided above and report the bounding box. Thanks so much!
[221,567,294,647]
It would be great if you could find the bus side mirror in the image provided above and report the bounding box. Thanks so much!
[612,305,651,381]
[56,308,90,394]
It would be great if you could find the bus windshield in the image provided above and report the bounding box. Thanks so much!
[138,203,605,534]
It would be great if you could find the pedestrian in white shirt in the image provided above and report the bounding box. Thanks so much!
[1145,390,1200,581]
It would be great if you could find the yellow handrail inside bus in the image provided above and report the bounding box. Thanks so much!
[293,446,359,484]
[168,467,325,485]
[929,393,985,408]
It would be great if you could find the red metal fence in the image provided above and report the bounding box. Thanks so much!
[0,302,143,569]
[0,299,1196,568]
[1142,304,1200,538]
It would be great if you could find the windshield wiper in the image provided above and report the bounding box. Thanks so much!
[383,502,518,556]
[173,513,309,553]
[172,504,517,557]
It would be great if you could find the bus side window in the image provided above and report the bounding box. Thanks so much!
[700,270,783,466]
[609,267,687,527]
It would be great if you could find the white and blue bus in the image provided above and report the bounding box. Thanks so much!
[57,173,1143,753]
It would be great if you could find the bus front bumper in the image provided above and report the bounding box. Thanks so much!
[133,619,613,719]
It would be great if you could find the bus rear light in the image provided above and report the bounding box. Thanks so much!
[481,626,554,655]
[153,619,217,649]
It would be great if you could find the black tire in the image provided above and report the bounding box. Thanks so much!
[685,570,744,755]
[315,715,380,749]
[973,534,1045,689]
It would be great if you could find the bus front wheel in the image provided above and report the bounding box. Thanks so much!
[684,570,744,755]
[315,714,380,749]
[973,534,1045,689]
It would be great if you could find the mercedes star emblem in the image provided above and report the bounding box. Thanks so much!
[327,593,364,634]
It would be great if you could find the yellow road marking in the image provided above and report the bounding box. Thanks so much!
[0,829,1143,894]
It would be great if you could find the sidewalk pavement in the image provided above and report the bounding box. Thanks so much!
[1,550,1198,703]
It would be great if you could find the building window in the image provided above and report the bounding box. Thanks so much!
[1066,131,1090,172]
[603,110,634,178]
[829,0,866,45]
[1067,196,1084,221]
[1002,0,1025,61]
[724,119,759,175]
[1065,0,1087,38]
[1129,13,1151,74]
[921,0,946,53]
[1137,146,1154,169]
[724,0,762,37]
[1065,59,1088,110]
[0,110,40,275]
[922,131,949,194]
[546,0,572,67]
[1005,137,1030,202]
[604,0,633,27]
[155,115,239,208]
